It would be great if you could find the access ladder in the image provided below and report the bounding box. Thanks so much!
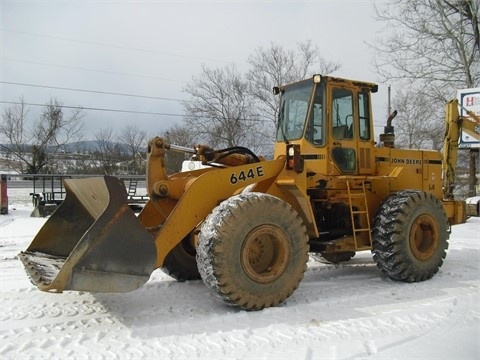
[345,180,372,250]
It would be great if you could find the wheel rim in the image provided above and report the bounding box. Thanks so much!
[409,214,439,260]
[241,225,290,283]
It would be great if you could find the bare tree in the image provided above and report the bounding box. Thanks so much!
[243,41,342,157]
[182,42,341,159]
[119,125,147,174]
[371,0,480,196]
[94,127,121,174]
[246,40,342,124]
[0,100,29,173]
[159,123,198,173]
[0,98,84,174]
[371,0,479,100]
[163,123,196,147]
[183,64,267,153]
[391,90,445,150]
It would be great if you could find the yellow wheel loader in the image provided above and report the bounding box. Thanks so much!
[19,75,478,310]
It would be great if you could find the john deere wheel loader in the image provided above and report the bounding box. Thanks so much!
[19,75,478,310]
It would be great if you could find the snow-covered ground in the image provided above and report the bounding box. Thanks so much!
[1,189,479,359]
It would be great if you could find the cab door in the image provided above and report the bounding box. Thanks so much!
[329,86,357,174]
[328,85,376,175]
[356,91,375,175]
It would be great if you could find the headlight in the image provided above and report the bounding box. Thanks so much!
[313,74,322,84]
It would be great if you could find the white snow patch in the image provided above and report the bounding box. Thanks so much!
[0,195,479,359]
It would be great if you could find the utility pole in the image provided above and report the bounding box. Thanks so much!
[387,85,391,116]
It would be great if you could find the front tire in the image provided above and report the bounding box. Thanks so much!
[161,233,200,281]
[372,190,449,282]
[197,193,309,310]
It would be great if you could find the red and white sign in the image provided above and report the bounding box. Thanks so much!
[458,88,480,149]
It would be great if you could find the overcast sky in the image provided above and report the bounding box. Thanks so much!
[1,0,390,141]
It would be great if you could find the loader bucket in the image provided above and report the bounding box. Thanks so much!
[18,176,156,293]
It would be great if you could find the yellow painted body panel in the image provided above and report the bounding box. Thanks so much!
[145,158,286,267]
[374,147,443,198]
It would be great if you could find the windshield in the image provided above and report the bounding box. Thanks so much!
[276,80,325,145]
[276,80,314,142]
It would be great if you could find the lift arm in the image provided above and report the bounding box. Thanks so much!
[442,99,480,199]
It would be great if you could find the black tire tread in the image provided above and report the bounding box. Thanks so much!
[161,237,201,281]
[197,193,309,310]
[372,190,449,282]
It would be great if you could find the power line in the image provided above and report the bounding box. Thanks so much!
[2,57,188,83]
[0,81,185,102]
[1,27,233,65]
[0,81,395,126]
[0,100,272,123]
[0,100,185,117]
[1,86,388,126]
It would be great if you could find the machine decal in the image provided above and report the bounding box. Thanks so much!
[229,166,265,184]
[390,158,423,165]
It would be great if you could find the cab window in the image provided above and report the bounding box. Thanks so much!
[305,87,325,146]
[358,93,371,140]
[331,88,354,139]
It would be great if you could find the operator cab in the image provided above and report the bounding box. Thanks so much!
[274,74,378,175]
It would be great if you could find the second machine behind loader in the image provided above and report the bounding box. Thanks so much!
[19,75,477,310]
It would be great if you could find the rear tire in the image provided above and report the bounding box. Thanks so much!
[372,190,449,282]
[161,234,200,281]
[197,193,309,310]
